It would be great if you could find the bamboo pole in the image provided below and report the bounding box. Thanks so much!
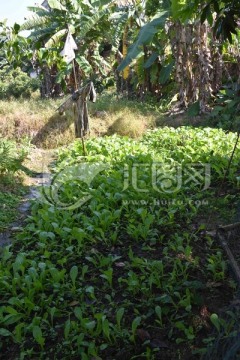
[72,59,78,91]
[72,59,87,157]
[218,228,240,285]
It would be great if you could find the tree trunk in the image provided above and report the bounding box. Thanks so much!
[40,65,63,98]
[40,66,52,98]
[170,20,222,113]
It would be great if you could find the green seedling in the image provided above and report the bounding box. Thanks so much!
[155,306,163,327]
[32,325,45,349]
[207,251,226,281]
[116,308,125,331]
[70,265,78,289]
[100,267,113,288]
[130,316,141,343]
[0,127,238,358]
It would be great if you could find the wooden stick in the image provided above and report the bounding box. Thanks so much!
[222,132,240,183]
[81,137,87,157]
[71,62,86,157]
[72,59,78,91]
[219,222,240,231]
[218,229,240,285]
[56,88,84,114]
[57,95,73,114]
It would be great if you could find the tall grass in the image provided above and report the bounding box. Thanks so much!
[0,98,62,145]
[0,92,161,148]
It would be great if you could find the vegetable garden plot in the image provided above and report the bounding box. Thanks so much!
[1,127,240,359]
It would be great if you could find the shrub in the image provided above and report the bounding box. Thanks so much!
[0,139,27,175]
[0,68,40,99]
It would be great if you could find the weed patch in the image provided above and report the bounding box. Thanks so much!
[0,139,29,231]
[0,192,22,231]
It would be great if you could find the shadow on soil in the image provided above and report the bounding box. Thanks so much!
[31,113,73,148]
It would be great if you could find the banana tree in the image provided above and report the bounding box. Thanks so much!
[117,8,171,98]
[183,0,240,43]
[109,0,173,98]
[117,0,234,112]
[21,0,115,97]
[0,21,32,71]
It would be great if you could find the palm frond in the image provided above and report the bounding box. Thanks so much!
[108,11,129,50]
[45,29,68,48]
[27,6,50,16]
[75,55,92,75]
[27,24,60,45]
[21,15,50,31]
[79,1,114,40]
[118,11,168,71]
[48,0,67,11]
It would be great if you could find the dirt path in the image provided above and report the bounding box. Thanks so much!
[0,148,56,247]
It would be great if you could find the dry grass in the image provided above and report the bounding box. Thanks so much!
[0,92,161,148]
[87,93,157,139]
[107,113,147,138]
[0,98,53,137]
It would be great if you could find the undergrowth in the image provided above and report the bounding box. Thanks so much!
[0,192,22,232]
[0,139,29,231]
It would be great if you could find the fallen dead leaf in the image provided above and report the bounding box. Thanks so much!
[115,262,126,267]
[200,305,211,319]
[69,300,79,307]
[206,281,222,288]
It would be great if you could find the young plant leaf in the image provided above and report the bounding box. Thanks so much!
[0,328,12,337]
[155,305,162,325]
[32,326,44,348]
[116,308,125,330]
[131,316,141,339]
[70,265,78,287]
[102,318,110,340]
[64,319,71,340]
[210,313,221,332]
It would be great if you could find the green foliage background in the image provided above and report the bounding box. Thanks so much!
[0,68,40,99]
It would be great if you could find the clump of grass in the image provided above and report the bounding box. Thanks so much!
[0,138,29,231]
[107,112,147,138]
[89,92,157,138]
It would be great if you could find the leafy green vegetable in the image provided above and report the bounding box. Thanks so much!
[0,127,238,358]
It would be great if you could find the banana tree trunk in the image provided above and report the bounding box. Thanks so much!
[40,66,52,98]
[170,20,222,113]
[40,65,62,98]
